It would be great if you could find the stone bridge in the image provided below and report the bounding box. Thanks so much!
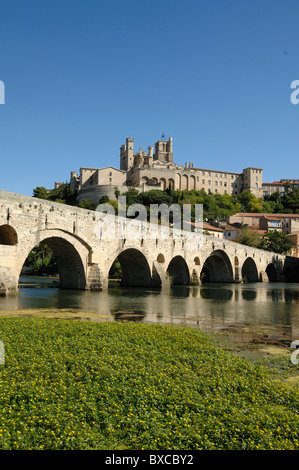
[0,190,294,296]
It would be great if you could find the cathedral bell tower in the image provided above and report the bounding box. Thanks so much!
[154,137,173,163]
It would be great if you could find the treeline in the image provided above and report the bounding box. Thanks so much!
[33,183,299,222]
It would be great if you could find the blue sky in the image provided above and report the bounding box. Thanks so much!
[0,0,299,196]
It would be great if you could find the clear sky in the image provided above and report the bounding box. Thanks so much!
[0,0,299,196]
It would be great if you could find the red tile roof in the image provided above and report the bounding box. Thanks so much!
[231,213,299,218]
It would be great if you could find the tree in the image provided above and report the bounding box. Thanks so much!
[33,186,49,199]
[281,188,299,213]
[258,231,293,254]
[77,199,98,210]
[109,259,122,279]
[139,189,172,206]
[99,195,110,204]
[236,226,261,248]
[24,243,58,275]
[122,189,140,206]
[48,183,77,205]
[33,183,78,205]
[238,190,264,213]
[261,200,276,213]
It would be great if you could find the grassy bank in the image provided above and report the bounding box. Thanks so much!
[0,317,298,450]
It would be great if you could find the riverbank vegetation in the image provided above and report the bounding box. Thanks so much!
[0,317,298,450]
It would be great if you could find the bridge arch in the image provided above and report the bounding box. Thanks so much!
[0,224,18,245]
[201,249,234,283]
[167,256,190,285]
[18,230,91,290]
[157,253,165,264]
[266,263,278,282]
[241,257,259,282]
[109,248,153,287]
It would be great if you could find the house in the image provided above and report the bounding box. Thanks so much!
[182,221,224,238]
[203,223,224,238]
[220,223,241,240]
[259,216,282,232]
[229,213,299,235]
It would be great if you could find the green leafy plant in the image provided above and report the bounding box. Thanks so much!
[1,318,298,450]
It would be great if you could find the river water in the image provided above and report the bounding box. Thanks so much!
[0,275,299,344]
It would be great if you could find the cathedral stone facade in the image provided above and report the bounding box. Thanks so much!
[70,137,264,203]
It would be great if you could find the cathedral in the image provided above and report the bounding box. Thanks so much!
[69,136,264,203]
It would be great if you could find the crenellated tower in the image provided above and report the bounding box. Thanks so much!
[120,137,135,171]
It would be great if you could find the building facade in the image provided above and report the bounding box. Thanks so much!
[262,179,299,197]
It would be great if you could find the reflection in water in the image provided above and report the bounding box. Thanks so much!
[241,289,257,301]
[0,276,299,341]
[200,285,233,301]
[169,285,190,298]
[267,289,283,302]
[285,289,299,303]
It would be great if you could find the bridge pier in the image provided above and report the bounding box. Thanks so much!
[86,263,107,291]
[0,246,19,295]
[0,269,18,296]
[191,267,201,285]
[0,282,18,296]
[259,271,268,283]
[152,261,170,288]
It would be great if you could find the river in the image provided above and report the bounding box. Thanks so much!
[0,275,299,344]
